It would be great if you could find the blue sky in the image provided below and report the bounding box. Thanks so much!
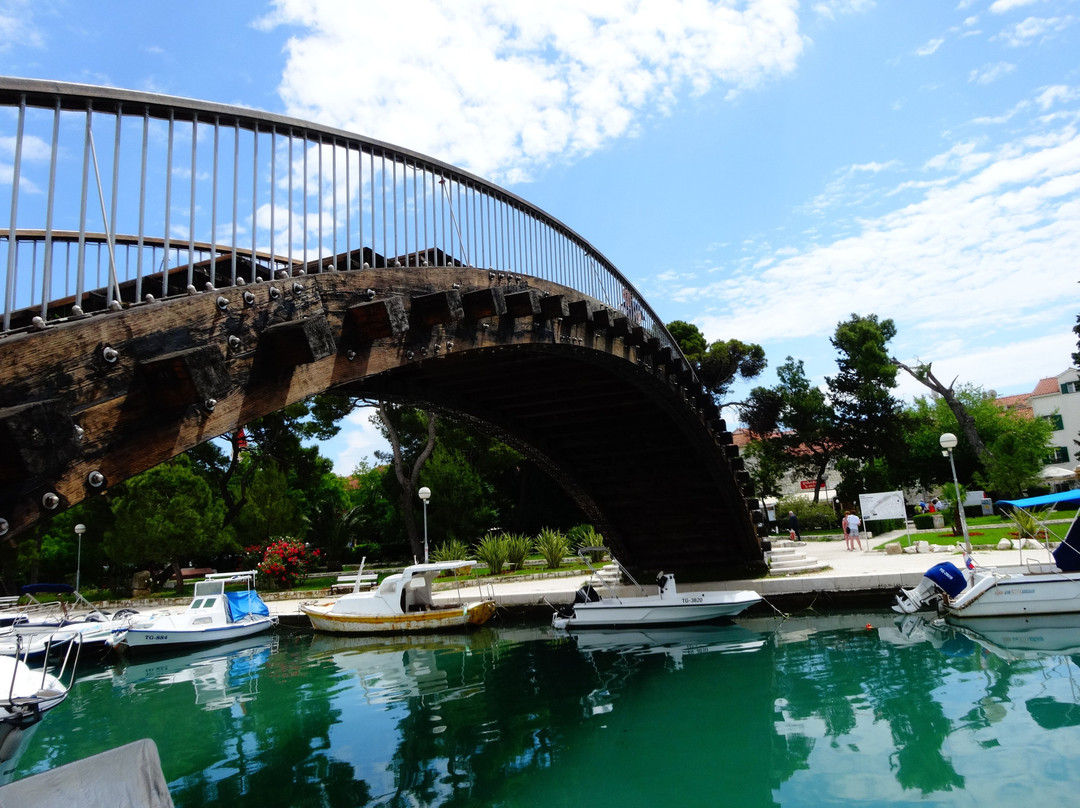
[3,0,1078,474]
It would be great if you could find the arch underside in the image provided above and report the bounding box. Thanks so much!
[0,265,765,580]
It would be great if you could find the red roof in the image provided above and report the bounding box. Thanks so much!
[1031,376,1060,397]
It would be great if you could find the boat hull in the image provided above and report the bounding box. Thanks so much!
[946,572,1080,618]
[116,617,276,651]
[553,590,761,630]
[301,600,496,634]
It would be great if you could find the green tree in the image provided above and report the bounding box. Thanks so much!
[827,314,905,501]
[739,357,838,504]
[346,463,405,561]
[667,320,767,402]
[417,444,500,548]
[104,456,231,593]
[375,403,438,560]
[302,474,354,571]
[898,386,1053,499]
[977,416,1054,497]
[230,460,305,549]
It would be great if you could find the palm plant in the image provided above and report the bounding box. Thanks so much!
[474,533,509,575]
[535,528,570,569]
[567,524,605,562]
[429,538,471,563]
[504,533,533,570]
[1009,506,1048,542]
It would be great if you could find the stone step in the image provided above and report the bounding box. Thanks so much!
[769,559,828,575]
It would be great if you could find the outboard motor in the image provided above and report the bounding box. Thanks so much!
[574,584,601,604]
[656,573,677,598]
[892,561,968,614]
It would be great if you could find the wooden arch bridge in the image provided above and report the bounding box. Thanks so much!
[0,78,765,580]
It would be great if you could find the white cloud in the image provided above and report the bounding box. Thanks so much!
[989,0,1040,13]
[670,88,1080,395]
[995,15,1076,46]
[0,0,43,52]
[968,61,1016,84]
[320,406,390,476]
[259,0,806,182]
[916,37,945,56]
[813,0,874,19]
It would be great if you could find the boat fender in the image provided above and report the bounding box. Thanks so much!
[574,585,600,604]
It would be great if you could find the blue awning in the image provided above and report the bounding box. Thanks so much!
[998,489,1080,509]
[19,583,76,595]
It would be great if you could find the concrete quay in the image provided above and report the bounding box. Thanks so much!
[263,531,991,626]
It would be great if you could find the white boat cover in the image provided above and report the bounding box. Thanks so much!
[0,738,173,808]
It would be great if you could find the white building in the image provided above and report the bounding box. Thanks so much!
[1029,367,1080,483]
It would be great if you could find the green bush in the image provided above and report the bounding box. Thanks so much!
[474,534,509,575]
[776,496,838,531]
[567,524,605,562]
[912,513,936,530]
[865,518,905,535]
[535,528,570,569]
[503,533,533,570]
[430,538,471,563]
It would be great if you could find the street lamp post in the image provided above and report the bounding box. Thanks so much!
[418,487,431,563]
[74,523,86,592]
[939,433,971,554]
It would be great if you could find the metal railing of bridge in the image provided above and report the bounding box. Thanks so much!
[0,77,679,360]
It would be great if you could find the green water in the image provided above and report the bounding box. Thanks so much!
[9,611,1080,807]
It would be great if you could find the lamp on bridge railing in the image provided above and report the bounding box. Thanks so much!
[939,433,971,554]
[418,487,431,563]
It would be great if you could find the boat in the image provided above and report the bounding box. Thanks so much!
[300,560,496,634]
[550,549,762,631]
[0,584,139,657]
[0,638,79,788]
[107,571,277,652]
[0,646,73,729]
[893,489,1080,619]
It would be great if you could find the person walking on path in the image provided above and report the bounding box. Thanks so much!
[846,511,863,550]
[788,511,801,541]
[842,511,851,549]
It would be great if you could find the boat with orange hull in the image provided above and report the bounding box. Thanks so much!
[300,561,496,634]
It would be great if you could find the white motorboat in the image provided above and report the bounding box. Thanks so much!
[0,584,139,657]
[893,489,1080,619]
[551,549,762,631]
[0,651,71,729]
[108,571,277,653]
[300,560,496,634]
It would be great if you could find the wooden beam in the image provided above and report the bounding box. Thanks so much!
[504,288,541,318]
[0,400,80,482]
[462,287,506,320]
[410,289,463,327]
[137,345,232,410]
[566,299,597,324]
[257,315,337,368]
[346,296,409,340]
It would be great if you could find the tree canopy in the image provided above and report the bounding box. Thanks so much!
[667,320,767,401]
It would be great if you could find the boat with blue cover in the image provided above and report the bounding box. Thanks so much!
[893,489,1080,618]
[108,571,277,652]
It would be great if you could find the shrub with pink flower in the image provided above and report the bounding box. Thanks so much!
[256,538,313,590]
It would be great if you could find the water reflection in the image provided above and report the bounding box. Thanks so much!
[8,614,1080,807]
[103,634,280,711]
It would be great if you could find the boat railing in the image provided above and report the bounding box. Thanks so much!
[204,571,259,583]
[575,548,647,601]
[7,632,82,707]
